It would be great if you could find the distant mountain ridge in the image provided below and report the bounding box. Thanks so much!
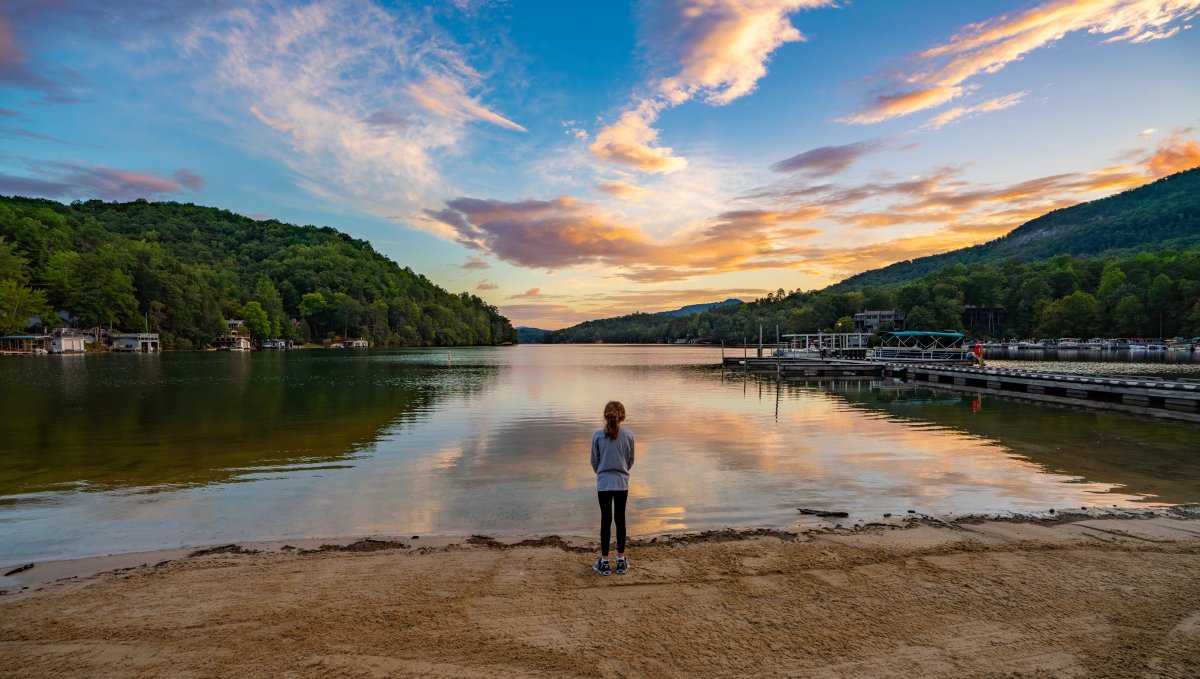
[542,299,744,343]
[835,167,1200,289]
[661,298,742,316]
[516,326,548,344]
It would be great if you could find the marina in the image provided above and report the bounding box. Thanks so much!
[722,331,1200,422]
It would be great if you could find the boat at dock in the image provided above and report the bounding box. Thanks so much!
[868,331,973,364]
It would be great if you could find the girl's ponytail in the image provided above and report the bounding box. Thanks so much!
[603,400,626,440]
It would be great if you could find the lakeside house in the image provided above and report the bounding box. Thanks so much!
[853,310,906,334]
[112,333,161,353]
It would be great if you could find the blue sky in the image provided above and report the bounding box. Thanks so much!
[2,0,1198,328]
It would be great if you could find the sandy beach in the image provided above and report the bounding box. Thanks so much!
[2,511,1199,678]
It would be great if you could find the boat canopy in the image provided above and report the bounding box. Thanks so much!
[880,331,965,339]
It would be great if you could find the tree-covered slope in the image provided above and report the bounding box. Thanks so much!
[0,197,516,348]
[836,168,1200,289]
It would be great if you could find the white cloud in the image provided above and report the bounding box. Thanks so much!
[590,0,831,174]
[185,0,523,235]
[921,91,1028,130]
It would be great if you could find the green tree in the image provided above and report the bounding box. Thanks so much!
[251,276,285,337]
[1036,291,1100,337]
[1113,294,1147,337]
[329,292,362,339]
[0,238,30,283]
[240,301,271,338]
[905,305,935,330]
[0,280,55,333]
[963,267,1004,306]
[1097,266,1128,306]
[299,292,328,336]
[1147,273,1174,338]
[71,252,139,330]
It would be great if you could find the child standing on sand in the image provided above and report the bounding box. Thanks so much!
[591,400,634,576]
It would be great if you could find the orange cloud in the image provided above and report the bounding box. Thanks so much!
[1144,134,1200,177]
[596,179,650,199]
[843,0,1200,124]
[588,101,687,174]
[428,194,825,282]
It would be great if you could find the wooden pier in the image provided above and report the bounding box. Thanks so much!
[892,364,1200,423]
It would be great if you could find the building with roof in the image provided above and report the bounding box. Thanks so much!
[853,310,906,334]
[112,333,160,352]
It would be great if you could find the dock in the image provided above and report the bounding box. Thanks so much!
[722,356,1200,423]
[891,364,1200,423]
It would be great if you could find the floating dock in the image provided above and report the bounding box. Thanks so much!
[890,364,1200,423]
[723,356,1200,422]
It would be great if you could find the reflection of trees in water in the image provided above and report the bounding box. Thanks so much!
[742,374,1200,505]
[0,352,500,497]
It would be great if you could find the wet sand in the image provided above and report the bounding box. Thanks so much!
[2,511,1199,678]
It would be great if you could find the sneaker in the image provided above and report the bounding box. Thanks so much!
[615,557,629,575]
[593,558,611,576]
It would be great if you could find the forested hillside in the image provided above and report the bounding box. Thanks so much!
[0,197,516,348]
[836,168,1200,289]
[544,248,1200,343]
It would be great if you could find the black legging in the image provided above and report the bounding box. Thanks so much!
[597,490,628,557]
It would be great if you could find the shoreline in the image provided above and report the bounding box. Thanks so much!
[3,505,1195,597]
[2,509,1199,676]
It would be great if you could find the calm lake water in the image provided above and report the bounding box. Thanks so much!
[2,345,1199,563]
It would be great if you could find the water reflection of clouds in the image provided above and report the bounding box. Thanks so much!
[3,347,1191,563]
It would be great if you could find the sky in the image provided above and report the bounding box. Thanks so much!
[1,0,1199,329]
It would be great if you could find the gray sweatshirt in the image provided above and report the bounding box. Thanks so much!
[591,427,635,491]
